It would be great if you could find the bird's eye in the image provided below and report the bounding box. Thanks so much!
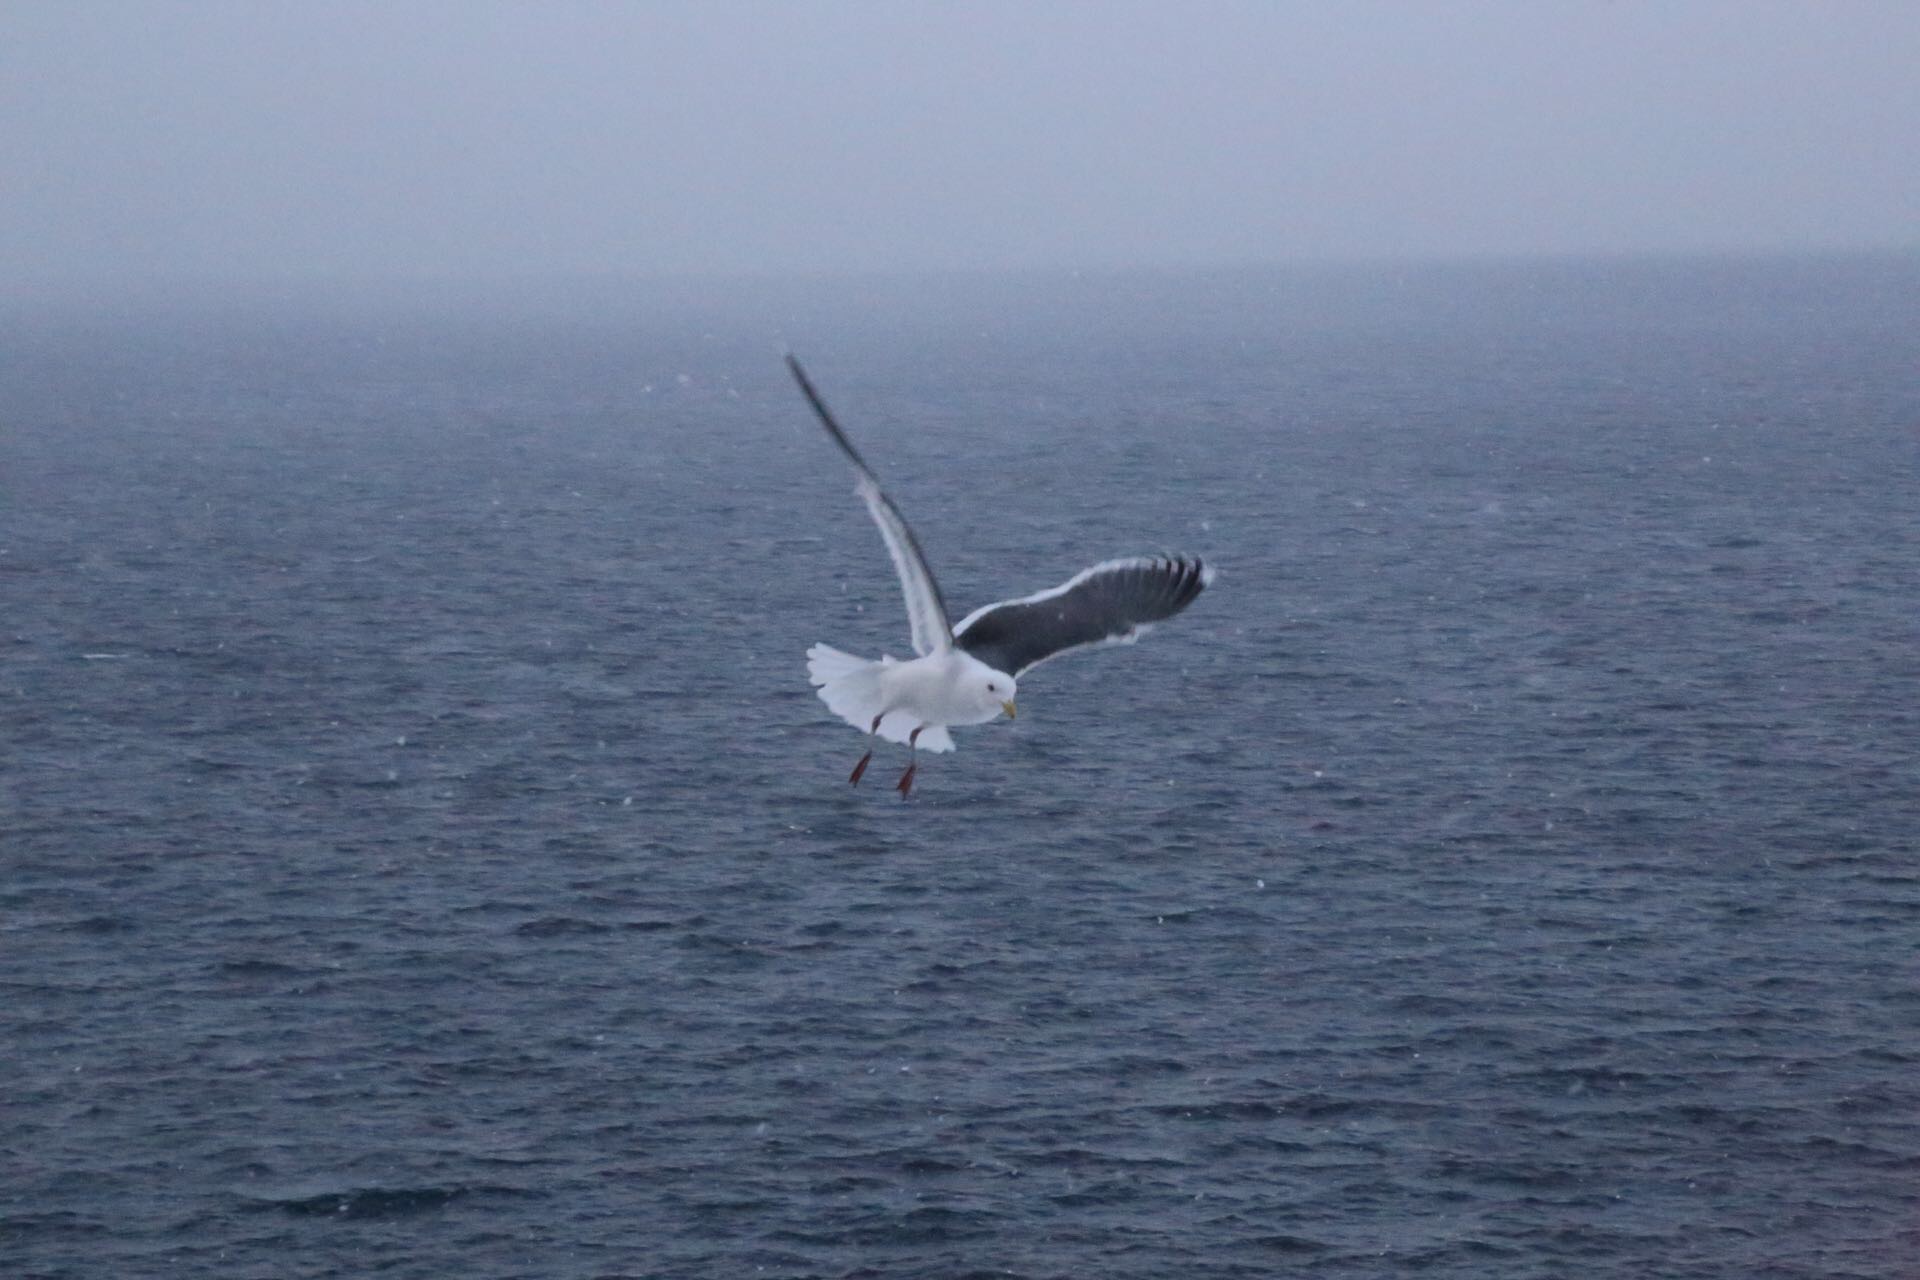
[987,683,998,693]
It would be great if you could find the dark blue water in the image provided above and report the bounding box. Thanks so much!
[4,256,1917,1278]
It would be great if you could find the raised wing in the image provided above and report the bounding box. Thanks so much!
[788,355,953,657]
[954,555,1213,677]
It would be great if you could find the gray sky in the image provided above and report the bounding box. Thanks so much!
[4,0,1916,288]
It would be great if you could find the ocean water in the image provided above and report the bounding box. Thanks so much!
[3,255,1917,1278]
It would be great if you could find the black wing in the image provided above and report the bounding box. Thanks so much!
[953,555,1212,677]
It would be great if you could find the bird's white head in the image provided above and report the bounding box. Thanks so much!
[975,664,1018,722]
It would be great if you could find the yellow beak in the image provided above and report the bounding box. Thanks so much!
[1001,700,1018,720]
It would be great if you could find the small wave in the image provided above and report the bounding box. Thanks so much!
[0,1209,102,1237]
[1245,1232,1333,1254]
[57,914,139,935]
[241,1183,532,1219]
[213,958,310,978]
[513,916,612,938]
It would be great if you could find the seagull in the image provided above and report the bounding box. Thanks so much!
[791,355,1214,795]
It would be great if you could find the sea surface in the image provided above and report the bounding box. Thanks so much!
[3,255,1917,1278]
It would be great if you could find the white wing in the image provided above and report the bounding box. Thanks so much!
[789,356,954,657]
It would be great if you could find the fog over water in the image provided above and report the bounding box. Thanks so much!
[4,1,1917,293]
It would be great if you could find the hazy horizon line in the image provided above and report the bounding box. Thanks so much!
[10,239,1920,311]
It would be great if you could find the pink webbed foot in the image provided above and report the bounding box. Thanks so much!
[896,724,924,796]
[848,713,885,786]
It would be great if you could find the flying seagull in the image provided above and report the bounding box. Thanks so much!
[791,355,1213,795]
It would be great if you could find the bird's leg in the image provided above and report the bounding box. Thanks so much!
[849,713,883,785]
[896,725,923,797]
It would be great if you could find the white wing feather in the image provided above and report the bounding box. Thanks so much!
[789,355,955,657]
[852,474,952,658]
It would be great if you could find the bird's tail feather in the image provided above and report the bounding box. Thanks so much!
[806,642,873,688]
[806,644,955,753]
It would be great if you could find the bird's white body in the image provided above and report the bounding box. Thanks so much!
[807,644,1016,754]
